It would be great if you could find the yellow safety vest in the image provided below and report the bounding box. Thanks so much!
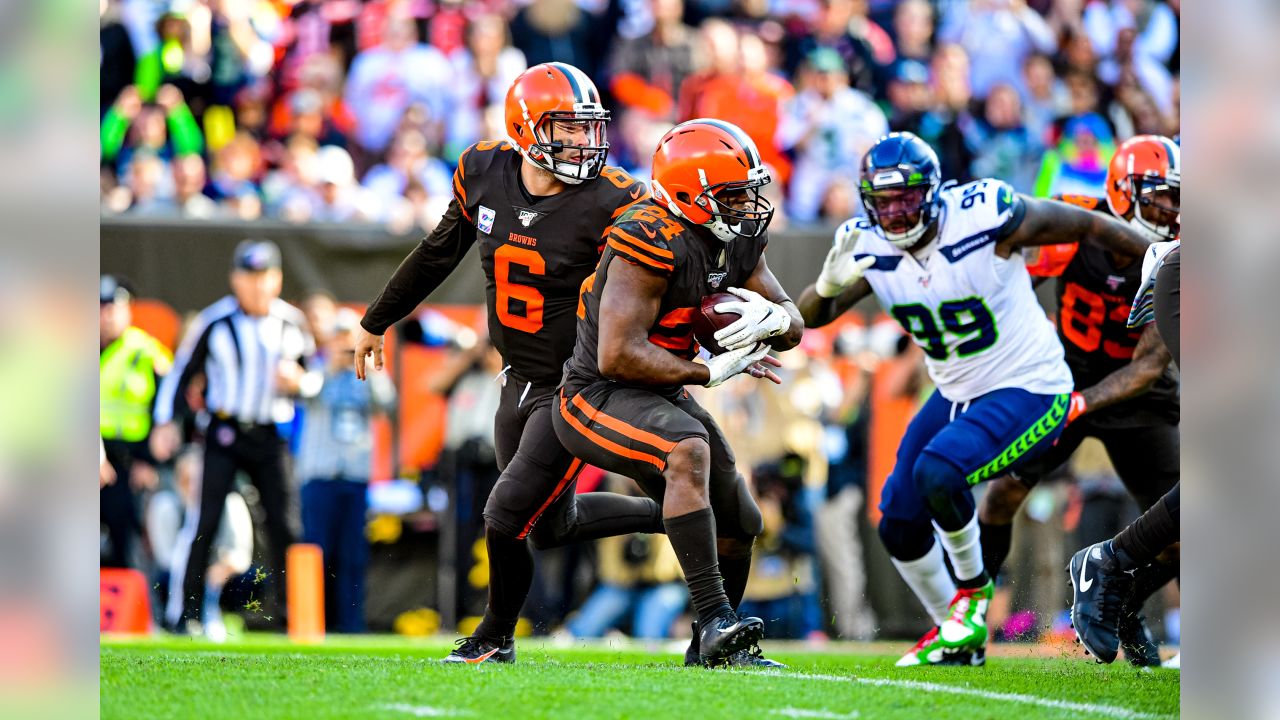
[100,327,172,442]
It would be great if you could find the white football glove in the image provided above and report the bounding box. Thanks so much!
[704,342,774,388]
[712,287,792,351]
[816,219,877,298]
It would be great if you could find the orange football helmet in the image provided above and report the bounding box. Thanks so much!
[650,119,774,242]
[504,62,609,184]
[1105,134,1180,242]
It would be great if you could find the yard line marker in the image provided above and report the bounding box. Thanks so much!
[744,671,1174,720]
[772,708,860,719]
[377,704,471,717]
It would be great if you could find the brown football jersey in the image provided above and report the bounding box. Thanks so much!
[1050,194,1179,427]
[564,199,769,396]
[362,140,648,386]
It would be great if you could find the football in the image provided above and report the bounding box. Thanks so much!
[692,292,742,355]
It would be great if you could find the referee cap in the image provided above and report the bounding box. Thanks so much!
[232,239,282,272]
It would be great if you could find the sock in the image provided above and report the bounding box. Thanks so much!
[665,508,731,623]
[718,549,752,609]
[202,584,223,627]
[1111,485,1179,569]
[572,493,666,540]
[474,526,532,641]
[933,515,989,588]
[979,519,1014,581]
[890,541,956,626]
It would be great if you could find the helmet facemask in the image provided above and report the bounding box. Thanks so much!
[1128,173,1180,242]
[522,106,610,185]
[861,183,939,248]
[692,164,774,242]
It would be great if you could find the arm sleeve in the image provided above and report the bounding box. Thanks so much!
[360,198,478,334]
[100,107,131,163]
[166,101,205,156]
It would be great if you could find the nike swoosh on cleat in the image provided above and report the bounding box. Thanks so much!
[464,648,499,664]
[1079,555,1094,592]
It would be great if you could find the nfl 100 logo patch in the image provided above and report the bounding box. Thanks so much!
[478,205,496,234]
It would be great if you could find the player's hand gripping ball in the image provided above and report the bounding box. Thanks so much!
[692,292,744,355]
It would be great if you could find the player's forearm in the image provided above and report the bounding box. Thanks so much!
[797,283,865,329]
[1080,329,1172,413]
[599,339,709,387]
[1013,197,1150,258]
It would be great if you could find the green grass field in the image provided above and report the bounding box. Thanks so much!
[101,634,1178,720]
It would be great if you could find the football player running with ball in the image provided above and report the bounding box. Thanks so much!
[796,132,1150,667]
[555,119,803,667]
[355,63,664,664]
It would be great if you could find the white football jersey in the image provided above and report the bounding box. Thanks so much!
[851,179,1073,402]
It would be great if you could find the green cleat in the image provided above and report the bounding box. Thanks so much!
[937,581,994,652]
[896,626,984,667]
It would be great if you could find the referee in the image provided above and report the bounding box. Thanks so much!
[151,240,320,633]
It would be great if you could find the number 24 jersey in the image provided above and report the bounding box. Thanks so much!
[852,179,1073,403]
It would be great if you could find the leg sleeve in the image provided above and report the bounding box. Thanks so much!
[1101,422,1180,512]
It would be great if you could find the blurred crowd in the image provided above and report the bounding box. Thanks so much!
[99,0,1179,228]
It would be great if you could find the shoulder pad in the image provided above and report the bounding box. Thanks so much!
[946,179,1024,238]
[607,201,682,275]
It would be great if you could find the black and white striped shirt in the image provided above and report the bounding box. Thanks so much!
[154,296,317,427]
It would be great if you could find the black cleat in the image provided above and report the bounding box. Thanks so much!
[685,621,785,668]
[696,611,765,666]
[1118,610,1162,667]
[1068,542,1133,664]
[441,635,515,664]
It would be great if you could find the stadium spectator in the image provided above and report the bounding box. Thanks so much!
[608,0,703,122]
[938,0,1057,99]
[884,59,933,134]
[343,13,452,156]
[449,13,528,156]
[777,48,888,224]
[207,131,263,203]
[101,84,204,176]
[1084,0,1178,115]
[677,22,794,182]
[1032,110,1116,197]
[1022,53,1071,144]
[146,446,254,642]
[297,309,396,634]
[915,43,975,183]
[508,0,615,85]
[783,0,881,95]
[966,82,1043,191]
[100,275,172,569]
[892,0,936,65]
[361,129,453,223]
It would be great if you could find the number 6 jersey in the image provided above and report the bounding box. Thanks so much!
[362,140,649,386]
[852,179,1073,403]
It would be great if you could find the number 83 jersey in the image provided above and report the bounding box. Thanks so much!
[853,179,1073,403]
[456,141,649,386]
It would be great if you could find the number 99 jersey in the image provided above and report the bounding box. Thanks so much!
[852,179,1073,403]
[455,140,649,386]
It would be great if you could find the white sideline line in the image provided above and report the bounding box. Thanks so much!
[772,708,860,719]
[377,704,471,717]
[744,672,1174,720]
